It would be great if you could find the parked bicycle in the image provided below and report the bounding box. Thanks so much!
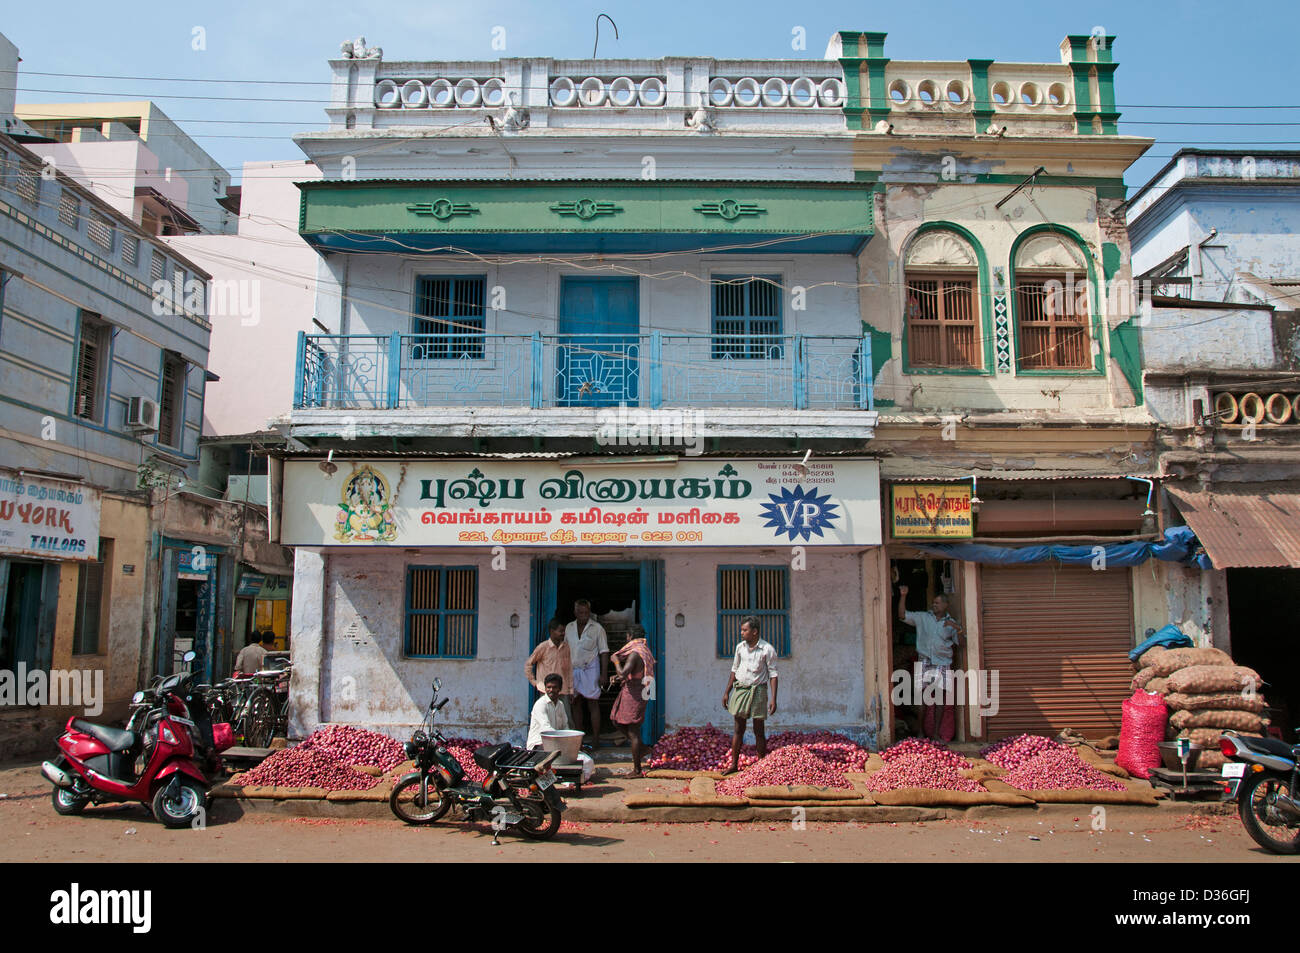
[201,662,291,748]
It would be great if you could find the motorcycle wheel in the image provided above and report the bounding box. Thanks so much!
[151,777,207,829]
[390,775,451,825]
[244,689,275,748]
[515,798,562,840]
[50,783,90,815]
[1238,772,1300,854]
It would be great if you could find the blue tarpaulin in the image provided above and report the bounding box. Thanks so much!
[918,526,1208,569]
[1128,624,1194,662]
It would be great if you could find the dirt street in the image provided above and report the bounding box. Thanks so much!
[0,759,1290,863]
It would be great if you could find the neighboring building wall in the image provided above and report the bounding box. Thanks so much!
[15,101,234,235]
[33,139,189,226]
[168,160,323,436]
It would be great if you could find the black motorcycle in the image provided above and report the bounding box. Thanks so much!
[1220,730,1300,853]
[389,678,565,841]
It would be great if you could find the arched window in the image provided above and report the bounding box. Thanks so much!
[904,230,981,368]
[1013,233,1091,370]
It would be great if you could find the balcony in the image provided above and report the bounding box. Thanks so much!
[294,331,873,412]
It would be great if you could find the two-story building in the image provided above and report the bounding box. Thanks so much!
[273,31,1164,747]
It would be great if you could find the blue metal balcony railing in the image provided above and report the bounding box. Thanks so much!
[293,332,873,412]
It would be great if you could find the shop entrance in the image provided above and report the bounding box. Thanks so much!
[1227,568,1300,741]
[529,559,665,744]
[889,557,961,740]
[0,559,56,675]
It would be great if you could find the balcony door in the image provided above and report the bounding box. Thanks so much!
[557,277,639,407]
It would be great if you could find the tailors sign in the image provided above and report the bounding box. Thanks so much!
[0,469,101,561]
[280,459,881,548]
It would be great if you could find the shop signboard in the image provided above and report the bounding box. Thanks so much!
[280,458,882,548]
[0,469,101,561]
[236,573,266,597]
[890,483,973,539]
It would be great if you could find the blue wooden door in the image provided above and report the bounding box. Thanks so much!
[557,277,639,406]
[638,559,666,744]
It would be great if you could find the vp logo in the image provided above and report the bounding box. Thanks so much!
[758,485,840,542]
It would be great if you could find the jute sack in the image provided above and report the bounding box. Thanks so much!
[1167,665,1261,695]
[745,797,875,807]
[238,785,276,799]
[983,777,1159,806]
[624,793,746,808]
[1131,666,1158,691]
[867,787,1033,807]
[1169,709,1268,733]
[1076,746,1130,779]
[1144,647,1234,677]
[1177,727,1263,747]
[1146,678,1170,695]
[688,776,719,798]
[1164,691,1266,713]
[272,786,329,799]
[743,785,864,801]
[1137,646,1167,670]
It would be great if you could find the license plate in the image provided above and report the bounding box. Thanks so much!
[537,771,556,790]
[1221,763,1247,778]
[171,716,195,728]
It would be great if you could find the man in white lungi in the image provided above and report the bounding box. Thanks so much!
[566,599,610,750]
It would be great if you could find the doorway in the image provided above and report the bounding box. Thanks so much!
[889,556,960,740]
[529,558,665,743]
[0,559,53,674]
[557,277,640,406]
[1227,568,1300,741]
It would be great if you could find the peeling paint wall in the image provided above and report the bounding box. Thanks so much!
[289,547,873,742]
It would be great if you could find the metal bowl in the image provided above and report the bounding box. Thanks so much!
[1158,741,1205,771]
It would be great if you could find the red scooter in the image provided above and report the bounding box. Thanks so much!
[41,651,235,828]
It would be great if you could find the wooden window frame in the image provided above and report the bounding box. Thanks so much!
[711,274,784,360]
[73,539,111,656]
[716,564,791,658]
[157,352,187,449]
[904,270,981,369]
[1013,270,1092,371]
[73,313,111,424]
[412,275,486,360]
[404,565,478,659]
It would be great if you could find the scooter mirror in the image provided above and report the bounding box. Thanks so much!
[182,650,197,663]
[433,677,442,693]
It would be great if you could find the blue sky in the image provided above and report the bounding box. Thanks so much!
[5,0,1298,188]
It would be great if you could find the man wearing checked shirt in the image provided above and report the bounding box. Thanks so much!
[722,616,778,775]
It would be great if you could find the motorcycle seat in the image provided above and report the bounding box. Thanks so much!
[472,742,514,771]
[1238,735,1297,760]
[71,719,137,752]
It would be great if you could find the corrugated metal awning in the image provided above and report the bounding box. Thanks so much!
[1166,483,1300,568]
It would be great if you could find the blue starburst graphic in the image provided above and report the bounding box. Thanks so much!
[758,485,841,542]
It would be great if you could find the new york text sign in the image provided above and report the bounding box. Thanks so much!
[0,469,101,561]
[281,459,881,548]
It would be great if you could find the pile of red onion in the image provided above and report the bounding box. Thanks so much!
[443,737,489,785]
[980,733,1067,769]
[716,747,853,796]
[864,754,984,792]
[998,748,1125,791]
[646,726,871,774]
[235,747,379,791]
[880,738,972,769]
[297,724,406,772]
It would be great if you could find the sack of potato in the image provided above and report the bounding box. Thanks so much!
[1136,646,1268,742]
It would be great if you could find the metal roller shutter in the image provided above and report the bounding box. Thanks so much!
[980,564,1134,740]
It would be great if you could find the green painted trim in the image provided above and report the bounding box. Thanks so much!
[861,321,892,398]
[968,59,994,133]
[1110,317,1144,404]
[1007,223,1105,377]
[299,180,875,237]
[899,221,995,376]
[1102,242,1122,284]
[1096,65,1120,133]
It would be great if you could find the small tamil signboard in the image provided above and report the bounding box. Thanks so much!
[890,483,973,539]
[280,458,882,548]
[0,469,101,560]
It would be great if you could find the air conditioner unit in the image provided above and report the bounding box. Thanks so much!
[126,396,160,432]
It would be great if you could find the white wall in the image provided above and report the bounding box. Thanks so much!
[292,546,870,742]
[168,160,322,436]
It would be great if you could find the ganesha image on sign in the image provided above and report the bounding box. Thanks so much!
[334,465,398,542]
